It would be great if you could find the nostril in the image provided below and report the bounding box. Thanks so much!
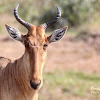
[30,80,41,89]
[37,80,41,86]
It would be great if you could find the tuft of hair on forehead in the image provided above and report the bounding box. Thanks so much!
[27,25,45,39]
[27,25,36,37]
[36,26,45,39]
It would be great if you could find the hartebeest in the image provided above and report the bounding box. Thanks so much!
[0,4,68,100]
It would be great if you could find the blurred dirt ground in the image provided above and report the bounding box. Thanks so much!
[0,35,100,73]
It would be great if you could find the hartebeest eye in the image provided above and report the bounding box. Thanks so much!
[43,44,48,50]
[24,40,30,47]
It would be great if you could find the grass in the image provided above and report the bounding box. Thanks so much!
[39,70,100,100]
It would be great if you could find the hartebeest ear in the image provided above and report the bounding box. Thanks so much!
[5,24,23,41]
[47,26,68,43]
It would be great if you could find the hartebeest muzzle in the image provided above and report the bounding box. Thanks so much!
[30,80,41,89]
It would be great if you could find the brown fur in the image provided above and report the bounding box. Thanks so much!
[0,26,48,100]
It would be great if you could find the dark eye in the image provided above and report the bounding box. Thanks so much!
[25,41,29,47]
[43,44,48,50]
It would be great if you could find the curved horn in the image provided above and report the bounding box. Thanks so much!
[14,4,32,30]
[41,6,61,30]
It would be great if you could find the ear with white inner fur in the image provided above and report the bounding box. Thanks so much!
[47,26,68,43]
[5,24,23,41]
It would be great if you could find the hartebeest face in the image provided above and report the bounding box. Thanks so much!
[22,26,49,89]
[5,4,68,90]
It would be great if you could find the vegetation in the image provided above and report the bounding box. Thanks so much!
[39,70,100,100]
[0,0,100,31]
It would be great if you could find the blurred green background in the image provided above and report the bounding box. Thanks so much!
[0,0,100,100]
[0,0,100,33]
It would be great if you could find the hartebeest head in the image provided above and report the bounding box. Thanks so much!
[5,4,68,90]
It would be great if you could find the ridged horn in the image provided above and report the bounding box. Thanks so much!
[14,4,32,30]
[41,6,61,30]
